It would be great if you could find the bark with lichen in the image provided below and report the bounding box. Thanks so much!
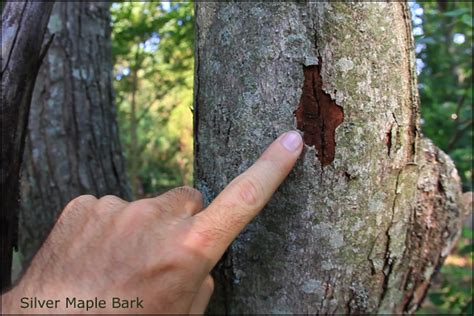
[194,2,465,313]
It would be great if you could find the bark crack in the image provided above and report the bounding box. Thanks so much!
[60,37,83,191]
[378,169,403,308]
[367,235,378,276]
[401,2,419,162]
[386,112,400,158]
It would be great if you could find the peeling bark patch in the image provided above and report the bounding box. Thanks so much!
[294,63,344,166]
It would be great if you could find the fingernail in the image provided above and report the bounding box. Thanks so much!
[280,131,302,152]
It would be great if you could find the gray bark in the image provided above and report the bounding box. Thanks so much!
[1,1,54,289]
[18,2,131,267]
[194,2,465,314]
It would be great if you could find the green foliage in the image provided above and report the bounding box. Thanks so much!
[413,1,473,191]
[418,228,473,315]
[111,2,194,197]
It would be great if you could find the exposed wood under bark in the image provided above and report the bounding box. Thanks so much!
[0,1,54,290]
[294,62,344,166]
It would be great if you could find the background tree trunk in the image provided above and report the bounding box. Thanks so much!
[18,2,131,268]
[1,1,54,290]
[194,2,465,314]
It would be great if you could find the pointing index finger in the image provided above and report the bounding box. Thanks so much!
[188,131,303,266]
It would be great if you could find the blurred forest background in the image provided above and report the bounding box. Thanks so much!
[111,2,194,197]
[109,2,471,314]
[107,2,472,313]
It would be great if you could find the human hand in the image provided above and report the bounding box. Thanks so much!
[2,131,303,314]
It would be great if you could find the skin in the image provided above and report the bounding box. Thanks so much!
[2,131,303,314]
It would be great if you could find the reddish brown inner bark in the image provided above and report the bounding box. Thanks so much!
[294,63,344,166]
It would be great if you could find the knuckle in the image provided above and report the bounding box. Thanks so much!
[97,195,126,211]
[100,195,122,203]
[177,186,204,212]
[63,195,97,214]
[204,275,214,292]
[170,186,203,204]
[58,195,96,227]
[236,176,264,208]
[129,199,163,216]
[180,186,203,200]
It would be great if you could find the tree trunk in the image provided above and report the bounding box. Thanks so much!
[18,2,131,267]
[1,1,54,290]
[194,2,465,314]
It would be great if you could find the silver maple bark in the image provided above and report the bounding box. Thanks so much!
[194,2,465,314]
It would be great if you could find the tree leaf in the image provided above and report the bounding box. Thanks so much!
[444,8,470,17]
